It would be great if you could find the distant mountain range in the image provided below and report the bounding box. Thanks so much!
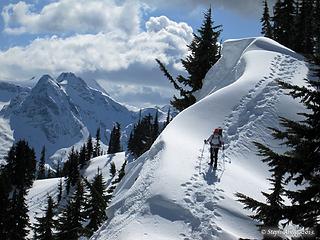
[0,73,174,164]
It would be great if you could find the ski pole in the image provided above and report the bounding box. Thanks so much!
[199,142,205,174]
[222,147,226,169]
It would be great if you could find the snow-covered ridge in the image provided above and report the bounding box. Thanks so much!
[196,37,302,100]
[92,37,308,240]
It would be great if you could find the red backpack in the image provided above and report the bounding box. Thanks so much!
[213,128,223,147]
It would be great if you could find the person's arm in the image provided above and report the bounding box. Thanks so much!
[205,135,212,144]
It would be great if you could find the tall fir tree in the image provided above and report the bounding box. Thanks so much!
[85,170,108,234]
[63,147,80,194]
[165,107,171,128]
[114,161,127,184]
[57,178,63,203]
[261,0,273,38]
[152,110,159,142]
[0,171,10,239]
[86,134,93,162]
[272,0,296,50]
[237,78,320,238]
[56,180,85,240]
[108,122,121,154]
[33,196,56,240]
[79,143,87,168]
[109,162,116,178]
[156,7,222,111]
[313,0,320,61]
[55,160,61,178]
[236,142,287,235]
[294,0,314,55]
[274,79,320,235]
[38,146,46,179]
[0,140,37,239]
[93,127,101,158]
[4,140,37,189]
[7,189,30,240]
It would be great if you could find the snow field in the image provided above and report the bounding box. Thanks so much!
[91,37,308,240]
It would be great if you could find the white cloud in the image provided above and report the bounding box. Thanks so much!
[142,0,277,17]
[2,0,141,35]
[0,0,198,107]
[0,15,192,79]
[0,14,193,106]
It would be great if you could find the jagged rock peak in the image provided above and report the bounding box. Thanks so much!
[56,72,78,82]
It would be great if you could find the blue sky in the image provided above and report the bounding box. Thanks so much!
[0,0,273,107]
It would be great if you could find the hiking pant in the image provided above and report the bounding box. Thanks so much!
[210,147,219,167]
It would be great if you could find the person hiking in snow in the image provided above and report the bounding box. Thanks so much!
[204,128,224,169]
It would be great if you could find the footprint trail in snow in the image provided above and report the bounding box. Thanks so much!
[179,54,304,240]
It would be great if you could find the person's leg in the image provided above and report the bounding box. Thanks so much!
[209,147,214,165]
[214,148,219,168]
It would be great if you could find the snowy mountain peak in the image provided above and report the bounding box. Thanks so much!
[35,74,57,86]
[31,74,62,96]
[56,72,78,82]
[56,72,87,87]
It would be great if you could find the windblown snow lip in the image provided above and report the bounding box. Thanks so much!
[195,37,303,100]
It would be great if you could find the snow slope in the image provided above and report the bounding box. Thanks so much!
[91,37,308,240]
[26,152,127,238]
[0,82,30,161]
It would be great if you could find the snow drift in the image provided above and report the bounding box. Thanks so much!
[91,37,308,240]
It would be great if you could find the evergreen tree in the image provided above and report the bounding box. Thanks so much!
[85,170,108,234]
[38,146,46,179]
[0,140,37,239]
[108,122,121,154]
[79,144,87,168]
[152,110,159,142]
[236,142,287,234]
[93,128,101,158]
[109,162,116,177]
[57,178,63,203]
[56,180,85,240]
[114,161,127,184]
[0,171,10,239]
[86,134,93,162]
[127,112,162,158]
[164,107,172,128]
[156,7,222,111]
[55,160,61,178]
[272,0,296,50]
[294,0,314,55]
[261,0,273,38]
[275,80,320,234]
[7,189,30,240]
[313,0,320,60]
[64,148,80,194]
[4,140,37,189]
[237,78,320,237]
[47,168,54,178]
[33,196,55,240]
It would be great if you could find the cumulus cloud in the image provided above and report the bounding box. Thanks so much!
[0,0,200,106]
[2,0,140,35]
[0,15,192,106]
[0,15,192,78]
